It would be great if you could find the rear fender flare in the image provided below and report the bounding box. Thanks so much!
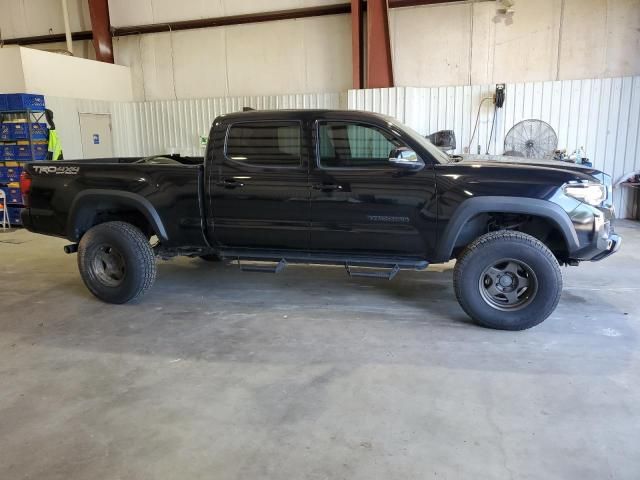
[67,190,168,242]
[434,196,579,261]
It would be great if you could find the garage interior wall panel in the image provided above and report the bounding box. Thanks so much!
[107,0,344,26]
[111,14,352,100]
[390,0,640,87]
[45,92,342,160]
[43,97,113,160]
[349,76,640,219]
[109,92,344,157]
[4,1,639,92]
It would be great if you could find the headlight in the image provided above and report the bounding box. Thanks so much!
[563,182,606,206]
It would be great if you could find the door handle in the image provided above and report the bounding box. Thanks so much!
[216,179,244,188]
[313,183,342,191]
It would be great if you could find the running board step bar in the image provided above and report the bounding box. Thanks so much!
[220,249,428,270]
[345,264,400,280]
[238,258,288,274]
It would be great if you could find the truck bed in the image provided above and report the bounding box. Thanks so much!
[23,156,208,248]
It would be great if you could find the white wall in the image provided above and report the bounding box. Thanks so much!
[4,0,640,98]
[0,0,90,39]
[23,40,97,60]
[107,0,343,26]
[110,92,345,157]
[44,91,344,160]
[112,14,353,100]
[0,48,27,92]
[391,0,640,87]
[0,47,134,101]
[44,97,113,160]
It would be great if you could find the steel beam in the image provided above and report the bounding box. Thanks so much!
[112,4,351,37]
[88,0,114,63]
[366,0,394,88]
[1,31,93,46]
[351,0,364,89]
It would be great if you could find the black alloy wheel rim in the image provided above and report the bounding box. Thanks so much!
[478,258,538,311]
[91,244,126,287]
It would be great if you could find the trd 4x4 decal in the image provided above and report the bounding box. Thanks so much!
[33,166,80,175]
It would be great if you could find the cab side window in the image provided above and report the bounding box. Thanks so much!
[318,122,404,168]
[226,122,301,167]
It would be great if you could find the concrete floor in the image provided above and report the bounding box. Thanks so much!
[0,222,639,480]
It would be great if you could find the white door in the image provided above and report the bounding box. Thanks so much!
[79,113,113,158]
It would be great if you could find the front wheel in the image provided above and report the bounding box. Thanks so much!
[78,221,157,304]
[453,231,562,330]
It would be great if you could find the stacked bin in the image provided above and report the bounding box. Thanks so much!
[0,93,47,227]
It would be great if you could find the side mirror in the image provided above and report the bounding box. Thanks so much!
[389,147,424,170]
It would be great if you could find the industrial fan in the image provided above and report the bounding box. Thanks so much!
[503,119,558,159]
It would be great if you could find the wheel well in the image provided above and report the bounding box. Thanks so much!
[452,212,569,261]
[70,199,155,241]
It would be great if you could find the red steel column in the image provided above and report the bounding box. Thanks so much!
[88,0,114,63]
[351,0,364,89]
[366,0,394,88]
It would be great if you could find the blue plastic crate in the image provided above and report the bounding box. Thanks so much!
[0,95,7,112]
[15,144,47,160]
[0,124,9,140]
[0,186,22,205]
[1,145,16,160]
[0,166,23,183]
[0,122,48,141]
[31,123,49,140]
[30,122,49,140]
[6,93,46,112]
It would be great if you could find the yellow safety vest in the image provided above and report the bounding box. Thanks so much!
[49,130,63,161]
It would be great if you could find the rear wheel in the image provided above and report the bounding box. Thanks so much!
[453,230,562,330]
[78,221,156,304]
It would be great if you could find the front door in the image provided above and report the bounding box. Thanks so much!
[210,120,310,250]
[309,120,437,256]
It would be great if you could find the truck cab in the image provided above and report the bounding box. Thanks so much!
[206,110,440,257]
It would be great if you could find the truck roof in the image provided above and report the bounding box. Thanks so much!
[219,109,392,122]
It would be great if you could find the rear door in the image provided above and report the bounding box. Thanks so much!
[309,119,437,256]
[209,120,310,250]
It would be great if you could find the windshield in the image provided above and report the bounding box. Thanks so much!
[390,119,453,164]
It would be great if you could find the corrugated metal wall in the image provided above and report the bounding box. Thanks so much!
[47,92,345,159]
[111,92,346,157]
[348,76,640,218]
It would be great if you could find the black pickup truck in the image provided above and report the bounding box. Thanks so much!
[20,110,621,330]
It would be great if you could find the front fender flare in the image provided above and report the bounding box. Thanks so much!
[434,196,579,262]
[67,189,168,242]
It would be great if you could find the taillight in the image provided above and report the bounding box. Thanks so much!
[20,170,32,207]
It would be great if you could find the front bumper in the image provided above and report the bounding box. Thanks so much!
[568,203,622,261]
[591,233,622,261]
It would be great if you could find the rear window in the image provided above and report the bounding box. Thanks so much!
[225,122,301,167]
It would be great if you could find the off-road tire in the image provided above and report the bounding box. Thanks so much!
[78,221,157,304]
[453,230,562,330]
